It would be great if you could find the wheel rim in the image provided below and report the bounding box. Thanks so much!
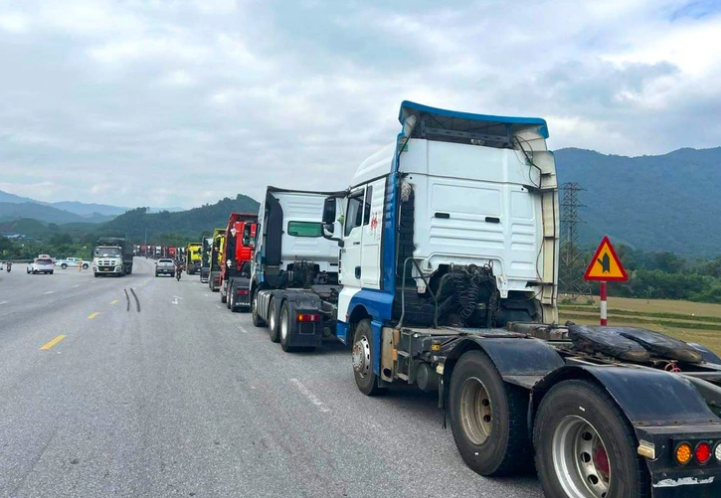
[552,415,611,498]
[269,304,276,331]
[352,335,371,377]
[459,377,493,446]
[252,294,258,317]
[230,290,234,308]
[281,308,289,341]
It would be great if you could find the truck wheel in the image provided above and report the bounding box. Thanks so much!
[229,284,237,312]
[221,283,227,304]
[352,319,386,396]
[252,290,266,327]
[280,302,298,353]
[94,273,99,278]
[534,379,649,498]
[61,264,68,269]
[268,299,280,343]
[82,263,89,269]
[448,350,531,477]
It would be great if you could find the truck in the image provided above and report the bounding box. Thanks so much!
[250,187,344,352]
[200,237,212,283]
[185,243,202,275]
[318,101,721,497]
[218,213,258,311]
[96,237,133,274]
[92,244,126,277]
[209,229,225,291]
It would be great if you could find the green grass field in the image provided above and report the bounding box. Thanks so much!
[559,295,721,355]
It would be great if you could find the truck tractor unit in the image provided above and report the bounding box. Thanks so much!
[200,237,212,283]
[186,243,202,275]
[250,187,344,352]
[209,229,225,292]
[320,101,721,498]
[96,237,133,274]
[92,244,126,277]
[218,213,258,311]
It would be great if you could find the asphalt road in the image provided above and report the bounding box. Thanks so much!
[0,258,543,498]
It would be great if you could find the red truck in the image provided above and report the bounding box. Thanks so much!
[219,212,258,312]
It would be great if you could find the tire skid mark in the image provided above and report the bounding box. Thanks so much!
[130,288,141,312]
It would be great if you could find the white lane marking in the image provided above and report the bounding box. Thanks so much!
[238,325,248,334]
[204,294,209,297]
[0,301,8,305]
[72,285,79,288]
[290,378,330,413]
[44,291,54,295]
[172,296,183,305]
[215,304,222,309]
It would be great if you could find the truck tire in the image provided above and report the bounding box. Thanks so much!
[280,302,298,353]
[352,319,386,396]
[94,273,99,277]
[268,299,280,343]
[534,379,649,498]
[221,286,227,304]
[228,283,236,312]
[82,263,89,269]
[61,264,68,269]
[448,350,532,477]
[252,290,266,327]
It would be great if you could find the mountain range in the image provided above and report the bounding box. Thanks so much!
[0,189,183,223]
[2,146,720,256]
[554,147,721,257]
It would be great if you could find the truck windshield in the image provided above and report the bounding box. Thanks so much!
[95,248,122,257]
[287,221,322,238]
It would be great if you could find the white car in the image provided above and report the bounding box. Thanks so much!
[27,257,54,275]
[56,257,89,270]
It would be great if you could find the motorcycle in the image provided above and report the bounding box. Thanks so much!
[175,266,182,281]
[6,262,11,273]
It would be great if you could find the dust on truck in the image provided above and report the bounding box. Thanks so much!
[219,213,258,311]
[321,101,721,498]
[250,187,344,352]
[209,229,225,292]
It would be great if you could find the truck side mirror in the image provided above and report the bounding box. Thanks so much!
[322,197,336,225]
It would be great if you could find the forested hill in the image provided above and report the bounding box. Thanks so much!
[95,194,259,241]
[554,147,721,257]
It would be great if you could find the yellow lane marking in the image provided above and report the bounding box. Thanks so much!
[40,335,67,350]
[88,312,100,319]
[110,300,119,305]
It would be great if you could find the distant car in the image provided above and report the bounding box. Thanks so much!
[155,259,176,277]
[27,258,54,275]
[56,257,89,270]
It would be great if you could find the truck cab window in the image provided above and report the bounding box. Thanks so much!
[363,186,373,226]
[344,190,365,237]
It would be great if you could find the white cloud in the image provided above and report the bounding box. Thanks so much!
[0,0,720,208]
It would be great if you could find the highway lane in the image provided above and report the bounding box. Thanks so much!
[0,257,543,497]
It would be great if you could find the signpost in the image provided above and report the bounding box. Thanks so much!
[584,236,628,325]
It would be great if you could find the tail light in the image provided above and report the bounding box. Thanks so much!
[297,313,320,322]
[696,442,712,465]
[236,289,249,296]
[675,442,693,465]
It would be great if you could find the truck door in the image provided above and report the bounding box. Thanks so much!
[360,179,386,289]
[339,187,366,288]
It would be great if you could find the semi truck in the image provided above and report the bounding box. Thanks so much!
[185,243,202,275]
[250,187,344,352]
[96,237,133,274]
[209,229,225,292]
[218,213,258,311]
[200,237,212,283]
[318,101,721,497]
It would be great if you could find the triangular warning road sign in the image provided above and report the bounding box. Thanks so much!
[584,236,628,282]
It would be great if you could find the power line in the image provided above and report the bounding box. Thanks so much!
[559,182,590,300]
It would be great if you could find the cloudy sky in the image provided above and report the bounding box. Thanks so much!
[1,0,720,209]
